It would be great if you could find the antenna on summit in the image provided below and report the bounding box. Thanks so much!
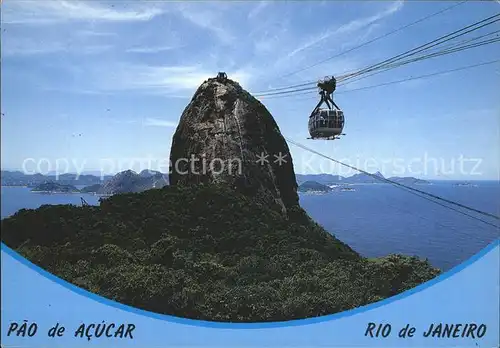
[216,72,228,82]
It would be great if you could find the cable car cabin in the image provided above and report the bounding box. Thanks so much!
[308,109,344,139]
[307,76,345,140]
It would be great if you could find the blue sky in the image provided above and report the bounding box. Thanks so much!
[1,0,499,179]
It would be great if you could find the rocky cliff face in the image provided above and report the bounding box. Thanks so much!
[169,77,299,214]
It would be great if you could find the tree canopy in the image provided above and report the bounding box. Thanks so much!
[1,184,439,322]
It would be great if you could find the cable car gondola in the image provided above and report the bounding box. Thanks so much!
[308,76,345,140]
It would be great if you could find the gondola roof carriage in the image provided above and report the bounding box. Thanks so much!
[308,76,345,140]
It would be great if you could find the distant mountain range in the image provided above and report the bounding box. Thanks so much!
[31,182,80,193]
[1,170,113,187]
[2,170,169,195]
[95,170,168,195]
[295,172,430,185]
[2,170,430,189]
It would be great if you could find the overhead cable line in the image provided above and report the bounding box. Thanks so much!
[252,73,354,95]
[255,85,317,98]
[331,29,500,87]
[254,33,499,99]
[337,38,500,88]
[315,29,500,90]
[254,13,500,96]
[338,13,500,82]
[337,14,500,82]
[252,80,317,94]
[259,59,500,100]
[340,58,500,93]
[333,37,500,87]
[428,28,500,51]
[284,137,500,225]
[254,33,500,98]
[274,0,469,81]
[370,188,488,237]
[388,184,500,229]
[255,37,500,98]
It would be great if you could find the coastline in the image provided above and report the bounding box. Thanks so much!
[31,190,82,194]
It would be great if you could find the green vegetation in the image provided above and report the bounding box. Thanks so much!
[1,184,440,322]
[298,181,332,193]
[31,182,80,193]
[80,184,102,193]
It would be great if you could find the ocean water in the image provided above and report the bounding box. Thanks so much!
[1,182,499,271]
[1,186,101,218]
[300,181,499,271]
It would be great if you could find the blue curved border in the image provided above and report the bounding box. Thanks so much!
[2,239,499,329]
